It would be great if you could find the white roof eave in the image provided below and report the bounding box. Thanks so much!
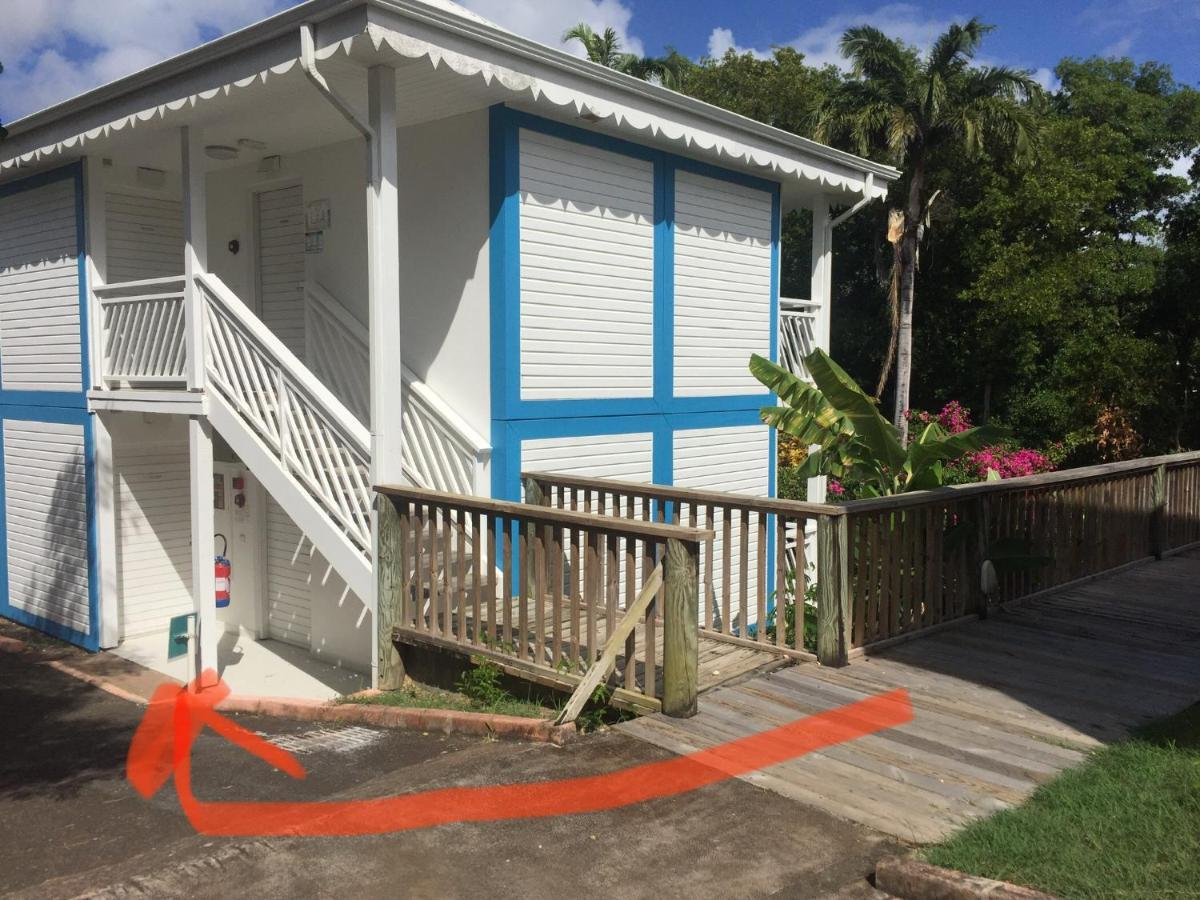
[0,0,897,200]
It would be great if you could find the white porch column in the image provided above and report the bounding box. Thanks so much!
[366,65,401,689]
[84,156,120,649]
[189,416,218,686]
[181,126,207,392]
[181,126,217,685]
[807,196,832,504]
[366,65,403,486]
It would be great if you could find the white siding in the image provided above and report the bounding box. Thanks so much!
[105,192,183,283]
[251,184,318,647]
[673,425,771,630]
[0,179,82,392]
[114,440,192,638]
[256,185,306,359]
[521,431,654,485]
[266,498,312,648]
[673,170,774,397]
[518,130,655,400]
[3,419,90,632]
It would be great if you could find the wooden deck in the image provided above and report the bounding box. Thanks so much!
[619,549,1200,843]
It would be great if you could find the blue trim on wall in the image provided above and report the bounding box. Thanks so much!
[488,104,782,512]
[0,164,100,651]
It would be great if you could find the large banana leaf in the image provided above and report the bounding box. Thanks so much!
[805,350,907,473]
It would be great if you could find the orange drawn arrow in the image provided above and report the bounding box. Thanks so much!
[127,671,912,837]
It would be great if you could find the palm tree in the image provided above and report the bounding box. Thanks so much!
[816,19,1040,441]
[563,24,688,90]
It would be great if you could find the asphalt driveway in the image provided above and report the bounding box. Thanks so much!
[0,644,898,899]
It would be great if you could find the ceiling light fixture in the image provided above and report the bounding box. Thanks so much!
[204,145,240,161]
[237,138,267,151]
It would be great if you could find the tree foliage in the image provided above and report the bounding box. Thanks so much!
[675,40,1200,460]
[563,24,687,89]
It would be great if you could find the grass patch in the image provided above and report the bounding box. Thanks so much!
[923,702,1200,899]
[341,659,554,721]
[342,683,553,720]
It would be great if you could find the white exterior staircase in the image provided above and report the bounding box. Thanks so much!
[95,272,491,606]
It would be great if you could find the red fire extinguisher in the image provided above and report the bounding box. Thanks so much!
[215,533,231,609]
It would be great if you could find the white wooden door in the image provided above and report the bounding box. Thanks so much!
[255,184,306,358]
[114,438,192,638]
[255,185,313,647]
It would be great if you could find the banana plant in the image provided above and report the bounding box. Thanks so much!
[750,349,1008,497]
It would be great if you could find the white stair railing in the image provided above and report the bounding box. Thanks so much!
[200,273,373,556]
[96,276,188,387]
[304,282,491,496]
[779,297,819,381]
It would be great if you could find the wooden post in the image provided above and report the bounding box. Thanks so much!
[1150,464,1168,560]
[975,495,991,617]
[816,514,850,667]
[661,537,699,718]
[376,494,407,690]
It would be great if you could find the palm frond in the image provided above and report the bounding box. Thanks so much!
[926,17,991,73]
[839,25,909,82]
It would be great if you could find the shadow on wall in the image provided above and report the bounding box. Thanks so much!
[18,453,90,640]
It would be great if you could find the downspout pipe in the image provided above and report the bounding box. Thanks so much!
[299,23,375,172]
[829,173,876,229]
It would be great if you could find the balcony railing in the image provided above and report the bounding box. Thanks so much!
[96,277,187,387]
[779,297,819,380]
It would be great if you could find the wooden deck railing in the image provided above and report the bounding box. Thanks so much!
[521,472,848,664]
[840,450,1200,653]
[374,485,713,718]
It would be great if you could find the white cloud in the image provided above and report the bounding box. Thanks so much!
[0,0,650,124]
[1164,154,1195,180]
[457,0,644,58]
[0,0,286,122]
[1030,67,1060,92]
[706,26,767,60]
[706,4,960,69]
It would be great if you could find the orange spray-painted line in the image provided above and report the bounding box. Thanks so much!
[127,671,912,837]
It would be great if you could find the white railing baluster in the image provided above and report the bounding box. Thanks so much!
[96,277,188,387]
[303,281,490,496]
[198,273,372,554]
[779,298,820,381]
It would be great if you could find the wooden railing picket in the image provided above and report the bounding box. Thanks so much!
[378,484,711,715]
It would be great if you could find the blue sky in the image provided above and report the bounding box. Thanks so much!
[1,0,1198,124]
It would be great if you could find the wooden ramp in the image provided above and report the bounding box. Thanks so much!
[397,584,789,703]
[619,549,1200,843]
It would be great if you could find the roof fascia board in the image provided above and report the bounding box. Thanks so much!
[2,0,363,153]
[4,0,897,188]
[367,0,898,184]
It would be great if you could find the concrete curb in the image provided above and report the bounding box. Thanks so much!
[875,856,1057,899]
[7,640,574,746]
[217,695,577,745]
